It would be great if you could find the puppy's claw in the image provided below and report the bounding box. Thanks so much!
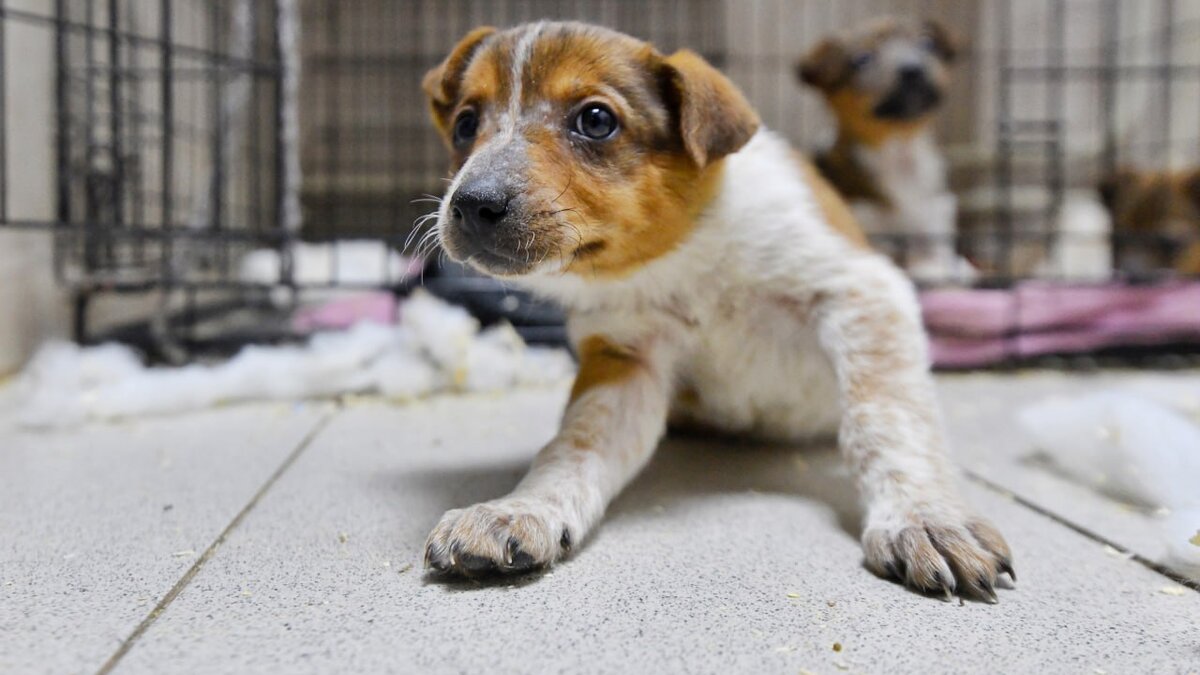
[1000,560,1017,583]
[975,576,999,604]
[505,537,537,573]
[505,537,518,567]
[424,542,450,573]
[883,561,901,581]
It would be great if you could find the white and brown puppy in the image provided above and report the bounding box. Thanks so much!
[421,22,1012,600]
[799,18,975,283]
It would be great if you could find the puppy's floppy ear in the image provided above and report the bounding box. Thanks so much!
[797,39,852,91]
[423,26,496,136]
[660,49,760,168]
[923,20,962,64]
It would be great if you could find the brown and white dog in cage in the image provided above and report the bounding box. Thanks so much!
[798,18,976,283]
[420,21,1013,601]
[1099,167,1200,276]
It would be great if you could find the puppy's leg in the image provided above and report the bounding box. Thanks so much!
[813,263,1013,601]
[425,334,673,577]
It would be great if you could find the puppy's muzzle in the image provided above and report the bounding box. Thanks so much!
[451,177,511,243]
[875,66,942,120]
[444,175,534,273]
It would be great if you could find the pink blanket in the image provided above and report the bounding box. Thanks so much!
[922,282,1200,367]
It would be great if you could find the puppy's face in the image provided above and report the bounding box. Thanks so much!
[422,22,759,279]
[1100,168,1200,275]
[798,18,960,142]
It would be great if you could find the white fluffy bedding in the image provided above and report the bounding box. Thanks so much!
[4,291,574,429]
[1018,383,1200,580]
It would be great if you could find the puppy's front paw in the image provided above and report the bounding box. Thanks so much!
[862,507,1014,602]
[424,498,574,578]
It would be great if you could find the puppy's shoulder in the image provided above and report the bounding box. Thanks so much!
[716,130,870,251]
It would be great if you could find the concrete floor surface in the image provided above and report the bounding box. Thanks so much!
[2,373,1198,674]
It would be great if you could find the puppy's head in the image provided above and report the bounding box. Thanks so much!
[797,18,960,144]
[423,22,759,279]
[1099,168,1200,274]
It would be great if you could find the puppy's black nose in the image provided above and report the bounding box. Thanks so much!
[451,179,510,237]
[899,65,926,83]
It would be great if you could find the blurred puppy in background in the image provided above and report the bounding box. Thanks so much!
[419,21,1012,601]
[1099,168,1200,276]
[798,18,975,283]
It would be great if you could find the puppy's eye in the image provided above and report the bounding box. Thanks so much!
[919,35,938,52]
[453,110,478,148]
[851,52,874,70]
[572,104,619,140]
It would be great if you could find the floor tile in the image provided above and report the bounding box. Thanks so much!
[0,403,335,674]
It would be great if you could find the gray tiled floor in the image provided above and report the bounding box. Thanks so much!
[2,376,1198,674]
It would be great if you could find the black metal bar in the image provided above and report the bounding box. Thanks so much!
[1100,0,1120,173]
[73,293,90,344]
[248,1,262,233]
[128,8,146,268]
[995,0,1020,363]
[210,0,224,238]
[1161,0,1175,160]
[0,0,7,223]
[274,0,294,288]
[54,0,71,283]
[996,0,1013,281]
[82,0,98,272]
[324,0,340,249]
[159,0,174,286]
[1047,0,1066,257]
[109,0,123,230]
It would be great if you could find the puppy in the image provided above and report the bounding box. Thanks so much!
[1099,168,1200,276]
[798,18,975,283]
[421,22,1012,600]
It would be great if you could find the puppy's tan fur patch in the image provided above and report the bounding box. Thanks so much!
[569,335,644,404]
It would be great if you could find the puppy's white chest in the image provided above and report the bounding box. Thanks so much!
[867,134,945,198]
[675,294,842,440]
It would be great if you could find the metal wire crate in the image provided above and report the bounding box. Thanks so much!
[1,0,1198,365]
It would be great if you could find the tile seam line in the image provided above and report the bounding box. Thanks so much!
[964,469,1200,593]
[95,407,340,675]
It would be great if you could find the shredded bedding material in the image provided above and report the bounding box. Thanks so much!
[1017,386,1200,580]
[6,291,574,429]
